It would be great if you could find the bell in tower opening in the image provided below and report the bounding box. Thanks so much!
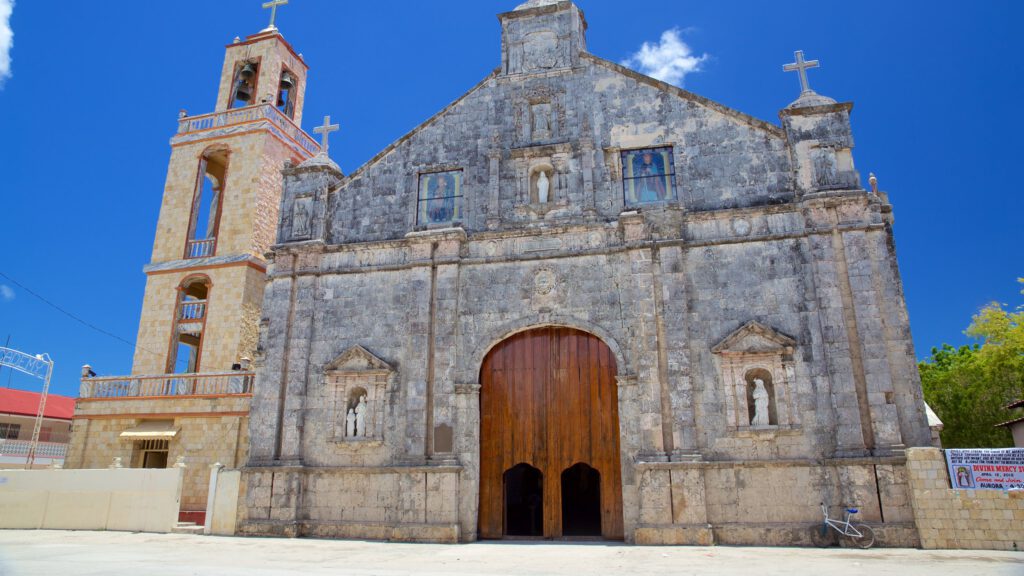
[231,61,259,108]
[277,70,297,118]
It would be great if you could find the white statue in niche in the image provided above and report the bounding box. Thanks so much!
[354,394,368,437]
[751,378,770,426]
[345,407,356,438]
[537,171,550,203]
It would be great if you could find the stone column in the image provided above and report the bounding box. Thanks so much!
[454,382,481,541]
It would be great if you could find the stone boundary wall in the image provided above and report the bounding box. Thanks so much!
[0,468,182,532]
[907,447,1024,550]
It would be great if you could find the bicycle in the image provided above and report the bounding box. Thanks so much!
[810,502,876,549]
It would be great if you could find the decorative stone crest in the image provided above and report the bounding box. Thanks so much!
[533,267,556,296]
[731,218,751,236]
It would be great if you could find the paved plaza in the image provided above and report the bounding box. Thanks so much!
[0,531,1020,576]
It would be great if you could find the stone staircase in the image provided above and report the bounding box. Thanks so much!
[171,521,205,535]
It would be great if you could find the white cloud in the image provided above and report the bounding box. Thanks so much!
[0,0,12,86]
[0,284,13,301]
[621,28,707,87]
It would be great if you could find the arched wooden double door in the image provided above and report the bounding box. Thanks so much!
[479,327,624,539]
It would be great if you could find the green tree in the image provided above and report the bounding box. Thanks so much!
[920,279,1024,448]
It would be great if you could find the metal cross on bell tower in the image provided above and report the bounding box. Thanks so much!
[261,0,288,32]
[313,115,340,156]
[783,50,820,96]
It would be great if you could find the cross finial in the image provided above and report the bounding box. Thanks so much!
[261,0,288,31]
[783,50,820,95]
[313,115,340,155]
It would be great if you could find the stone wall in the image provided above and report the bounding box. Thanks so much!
[65,395,249,511]
[634,458,918,546]
[241,0,932,545]
[907,447,1024,550]
[238,466,460,542]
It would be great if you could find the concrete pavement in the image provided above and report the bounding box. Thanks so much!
[0,530,1020,576]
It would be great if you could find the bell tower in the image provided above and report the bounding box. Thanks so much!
[130,9,319,375]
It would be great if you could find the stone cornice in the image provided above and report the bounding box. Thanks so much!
[143,254,266,275]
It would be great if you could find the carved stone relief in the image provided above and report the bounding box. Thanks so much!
[531,103,552,141]
[523,31,559,70]
[813,145,839,188]
[291,196,313,239]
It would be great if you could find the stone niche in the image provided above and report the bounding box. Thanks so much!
[711,321,801,434]
[511,142,573,219]
[323,345,394,444]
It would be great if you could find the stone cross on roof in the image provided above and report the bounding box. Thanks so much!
[261,0,288,31]
[313,115,340,155]
[783,50,820,95]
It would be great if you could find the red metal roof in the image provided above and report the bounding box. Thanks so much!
[0,388,75,420]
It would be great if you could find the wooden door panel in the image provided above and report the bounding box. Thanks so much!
[479,327,623,540]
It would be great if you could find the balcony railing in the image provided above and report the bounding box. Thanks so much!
[179,300,207,321]
[186,238,216,259]
[80,371,255,399]
[176,104,320,157]
[0,440,68,459]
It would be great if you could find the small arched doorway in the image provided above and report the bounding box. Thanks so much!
[479,326,623,539]
[503,463,543,536]
[561,463,602,536]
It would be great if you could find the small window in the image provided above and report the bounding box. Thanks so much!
[135,439,170,468]
[0,423,21,439]
[417,170,463,226]
[621,147,676,206]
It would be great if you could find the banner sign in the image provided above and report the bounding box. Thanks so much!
[0,347,51,380]
[945,448,1024,490]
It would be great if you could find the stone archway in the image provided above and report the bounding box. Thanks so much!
[478,326,624,539]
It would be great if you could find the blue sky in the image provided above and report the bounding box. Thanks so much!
[0,0,1021,397]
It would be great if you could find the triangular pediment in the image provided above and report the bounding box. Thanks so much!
[711,321,797,356]
[324,345,393,374]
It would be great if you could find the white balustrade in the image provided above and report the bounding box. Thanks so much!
[186,238,216,258]
[80,372,255,399]
[176,104,319,156]
[179,300,207,321]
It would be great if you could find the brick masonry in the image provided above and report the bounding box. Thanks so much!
[65,396,250,511]
[906,447,1024,551]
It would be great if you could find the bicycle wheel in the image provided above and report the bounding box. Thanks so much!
[810,523,834,547]
[849,523,875,549]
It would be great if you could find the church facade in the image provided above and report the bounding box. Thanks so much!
[239,0,931,545]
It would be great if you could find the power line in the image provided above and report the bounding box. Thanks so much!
[0,270,185,370]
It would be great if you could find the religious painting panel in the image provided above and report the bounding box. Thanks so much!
[417,170,463,226]
[621,147,676,206]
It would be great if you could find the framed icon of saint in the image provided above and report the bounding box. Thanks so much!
[417,170,463,225]
[621,147,676,206]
